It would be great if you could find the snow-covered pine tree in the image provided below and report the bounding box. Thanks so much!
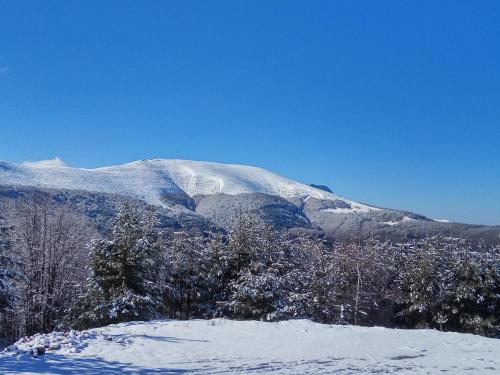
[483,243,500,336]
[481,244,500,336]
[221,224,315,321]
[445,241,500,335]
[69,203,163,327]
[268,234,318,321]
[163,231,214,319]
[213,215,261,317]
[393,236,500,335]
[207,231,230,305]
[395,237,445,329]
[223,225,284,320]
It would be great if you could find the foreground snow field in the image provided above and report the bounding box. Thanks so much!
[1,320,499,374]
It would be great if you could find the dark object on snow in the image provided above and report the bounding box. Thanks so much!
[32,346,45,357]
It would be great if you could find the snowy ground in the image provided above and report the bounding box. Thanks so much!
[1,319,499,374]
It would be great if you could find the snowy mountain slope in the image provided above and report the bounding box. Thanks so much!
[0,159,375,212]
[0,185,214,235]
[1,319,499,374]
[2,159,500,242]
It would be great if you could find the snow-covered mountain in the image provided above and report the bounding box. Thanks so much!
[0,159,374,213]
[1,158,499,242]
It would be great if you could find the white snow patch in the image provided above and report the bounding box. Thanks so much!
[382,216,415,226]
[1,319,498,374]
[322,203,379,214]
[434,218,451,223]
[22,157,67,168]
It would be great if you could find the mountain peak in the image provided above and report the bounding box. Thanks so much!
[0,158,375,213]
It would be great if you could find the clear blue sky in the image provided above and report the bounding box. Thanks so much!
[1,1,499,225]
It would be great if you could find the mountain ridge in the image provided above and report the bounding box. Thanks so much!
[0,158,376,213]
[1,158,499,243]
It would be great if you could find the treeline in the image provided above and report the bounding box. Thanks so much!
[0,201,499,345]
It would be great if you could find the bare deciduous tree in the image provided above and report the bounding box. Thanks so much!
[9,197,91,336]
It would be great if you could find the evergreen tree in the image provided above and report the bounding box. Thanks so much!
[220,224,314,321]
[212,215,261,317]
[308,248,350,324]
[445,243,500,335]
[67,203,163,327]
[395,237,448,329]
[164,231,213,319]
[268,235,317,321]
[394,237,499,336]
[208,232,230,305]
[223,228,282,320]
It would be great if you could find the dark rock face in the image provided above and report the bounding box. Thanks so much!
[194,193,316,232]
[160,191,196,211]
[309,184,333,193]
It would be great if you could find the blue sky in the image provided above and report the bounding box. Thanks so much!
[1,1,499,225]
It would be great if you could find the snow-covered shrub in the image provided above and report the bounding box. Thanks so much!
[3,329,98,356]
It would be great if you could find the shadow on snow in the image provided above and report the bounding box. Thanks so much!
[0,354,188,374]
